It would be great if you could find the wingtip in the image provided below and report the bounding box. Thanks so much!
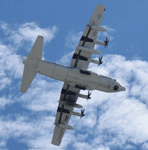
[38,35,44,39]
[51,141,61,146]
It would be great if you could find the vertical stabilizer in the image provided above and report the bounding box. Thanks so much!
[20,35,44,93]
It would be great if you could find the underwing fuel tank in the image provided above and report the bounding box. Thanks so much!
[55,123,74,130]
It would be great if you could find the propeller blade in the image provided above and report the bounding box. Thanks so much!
[104,37,109,46]
[98,56,103,66]
[80,109,85,119]
[87,91,91,100]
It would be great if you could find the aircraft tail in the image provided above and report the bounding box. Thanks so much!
[20,35,44,93]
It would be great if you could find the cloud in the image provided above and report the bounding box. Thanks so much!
[0,21,58,49]
[0,115,60,150]
[101,26,115,41]
[142,143,148,150]
[56,53,148,149]
[74,55,148,149]
[0,97,12,109]
[65,30,82,49]
[73,142,110,150]
[20,77,63,112]
[1,24,148,150]
[2,52,148,150]
[0,21,58,105]
[0,43,23,93]
[56,51,74,65]
[125,144,136,149]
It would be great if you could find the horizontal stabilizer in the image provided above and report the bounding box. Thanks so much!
[28,35,44,60]
[20,67,37,93]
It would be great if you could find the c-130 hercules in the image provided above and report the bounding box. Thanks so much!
[20,5,126,146]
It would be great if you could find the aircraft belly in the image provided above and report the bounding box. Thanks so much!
[53,65,68,81]
[36,60,68,82]
[36,60,56,77]
[36,60,114,92]
[96,85,111,92]
[96,75,115,92]
[37,61,99,90]
[65,69,98,90]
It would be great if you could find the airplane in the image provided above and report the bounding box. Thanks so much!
[20,4,126,146]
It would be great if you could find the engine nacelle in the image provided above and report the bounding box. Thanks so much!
[78,93,88,99]
[94,40,105,46]
[77,46,101,55]
[58,101,83,108]
[88,58,99,65]
[72,111,81,117]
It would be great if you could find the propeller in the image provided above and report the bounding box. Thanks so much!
[104,37,109,46]
[98,56,103,66]
[87,91,91,100]
[80,109,85,119]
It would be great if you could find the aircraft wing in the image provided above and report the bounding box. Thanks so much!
[52,4,106,146]
[52,83,80,146]
[70,4,106,69]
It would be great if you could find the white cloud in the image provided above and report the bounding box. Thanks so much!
[74,142,110,150]
[20,77,63,112]
[65,31,82,49]
[0,97,12,109]
[101,26,115,41]
[0,21,58,49]
[142,143,148,150]
[1,23,148,150]
[0,43,23,92]
[16,54,148,149]
[56,50,74,65]
[0,115,59,150]
[125,144,136,149]
[0,21,58,102]
[2,50,148,150]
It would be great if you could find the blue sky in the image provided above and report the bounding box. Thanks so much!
[0,0,148,150]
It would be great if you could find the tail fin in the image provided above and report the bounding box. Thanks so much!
[20,35,44,93]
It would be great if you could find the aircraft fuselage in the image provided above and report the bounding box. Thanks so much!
[34,60,125,92]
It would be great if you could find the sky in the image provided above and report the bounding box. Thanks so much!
[0,0,148,150]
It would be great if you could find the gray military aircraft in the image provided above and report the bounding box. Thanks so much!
[20,4,125,146]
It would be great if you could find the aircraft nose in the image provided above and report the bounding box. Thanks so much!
[118,86,126,91]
